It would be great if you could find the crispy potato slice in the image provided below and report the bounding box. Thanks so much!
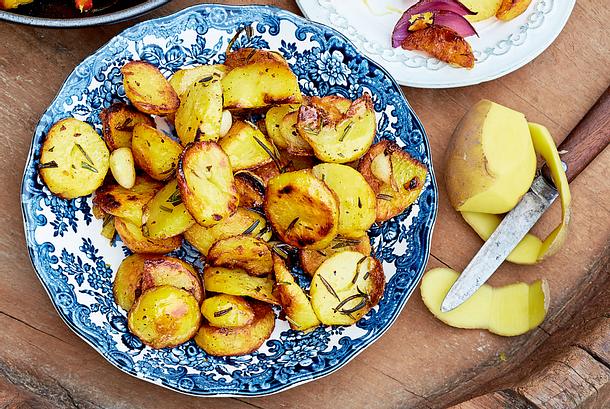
[140,256,203,304]
[115,217,182,254]
[299,234,372,276]
[121,61,180,115]
[234,171,265,208]
[265,104,300,150]
[177,141,239,227]
[219,121,276,171]
[203,266,280,305]
[250,161,281,186]
[142,179,195,239]
[496,0,532,21]
[128,285,200,349]
[201,294,255,328]
[308,95,352,118]
[184,208,271,256]
[280,111,315,156]
[174,74,223,145]
[224,48,289,70]
[113,254,147,311]
[195,300,275,356]
[93,176,162,226]
[273,255,320,331]
[169,64,227,97]
[310,251,385,325]
[358,140,428,222]
[100,102,155,150]
[312,163,376,238]
[297,94,376,163]
[131,123,183,180]
[207,235,273,276]
[401,26,474,69]
[264,169,339,249]
[39,118,109,199]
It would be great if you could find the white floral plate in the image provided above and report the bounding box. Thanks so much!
[296,0,575,88]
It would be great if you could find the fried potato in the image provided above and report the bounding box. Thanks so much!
[250,161,281,186]
[280,111,315,156]
[100,102,155,151]
[113,254,147,311]
[142,179,195,239]
[207,235,273,276]
[219,121,277,171]
[39,118,109,199]
[312,163,376,238]
[203,266,280,305]
[297,94,376,163]
[358,140,428,222]
[299,234,372,276]
[184,208,271,256]
[264,169,339,249]
[280,151,318,172]
[93,176,162,226]
[141,256,203,304]
[0,0,33,10]
[234,171,265,208]
[201,294,255,328]
[224,48,289,70]
[195,300,275,356]
[115,217,182,254]
[265,104,300,149]
[174,74,223,145]
[310,251,385,325]
[128,285,200,349]
[308,95,352,118]
[400,26,474,69]
[496,0,532,21]
[100,214,116,241]
[169,64,227,97]
[177,141,239,227]
[121,61,180,115]
[273,255,320,331]
[131,124,183,181]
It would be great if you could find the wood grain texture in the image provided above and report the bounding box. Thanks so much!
[0,1,608,408]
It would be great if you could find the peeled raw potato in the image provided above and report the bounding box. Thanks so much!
[459,0,503,22]
[421,268,549,336]
[445,99,536,214]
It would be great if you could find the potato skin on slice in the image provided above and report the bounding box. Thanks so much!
[114,217,182,254]
[201,294,255,328]
[128,285,201,349]
[401,26,474,69]
[100,102,154,151]
[141,256,203,304]
[113,253,148,311]
[207,235,273,276]
[121,61,180,115]
[39,118,109,199]
[299,234,372,276]
[131,123,183,181]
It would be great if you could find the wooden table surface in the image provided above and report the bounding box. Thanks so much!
[0,1,608,408]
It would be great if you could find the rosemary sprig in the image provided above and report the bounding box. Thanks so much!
[115,117,133,131]
[333,287,370,315]
[39,161,58,169]
[318,275,340,301]
[159,205,173,213]
[75,143,94,166]
[286,217,299,232]
[284,315,299,328]
[166,189,182,207]
[338,297,368,316]
[81,161,98,173]
[352,256,368,284]
[272,245,289,259]
[276,281,292,286]
[331,238,361,249]
[376,193,394,201]
[338,121,354,142]
[214,307,233,317]
[357,197,362,209]
[197,75,214,84]
[252,134,282,172]
[242,219,260,235]
[316,250,327,257]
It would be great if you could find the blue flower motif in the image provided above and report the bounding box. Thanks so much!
[316,50,351,86]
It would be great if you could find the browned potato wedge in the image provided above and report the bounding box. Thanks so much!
[195,300,275,356]
[299,234,372,276]
[310,251,385,325]
[141,256,203,304]
[184,208,271,256]
[250,161,281,186]
[142,180,195,239]
[234,171,265,208]
[39,118,109,199]
[297,94,376,163]
[219,121,277,171]
[203,266,280,305]
[312,163,376,238]
[264,169,339,249]
[177,141,239,227]
[174,74,223,145]
[131,124,183,180]
[308,95,352,118]
[273,255,320,331]
[224,48,288,70]
[207,235,273,276]
[113,254,147,311]
[115,217,182,254]
[401,26,474,69]
[0,0,34,10]
[93,176,162,226]
[128,285,200,349]
[496,0,532,21]
[265,104,300,149]
[121,61,180,115]
[358,140,428,222]
[169,64,227,97]
[100,102,154,150]
[201,294,255,328]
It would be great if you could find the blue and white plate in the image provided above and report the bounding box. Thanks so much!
[21,4,438,397]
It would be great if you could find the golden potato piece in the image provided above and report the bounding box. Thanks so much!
[195,300,275,356]
[250,161,281,186]
[115,217,182,254]
[401,26,474,69]
[100,102,155,151]
[460,0,503,22]
[203,266,280,305]
[265,104,300,150]
[297,94,376,163]
[121,61,180,115]
[358,140,428,222]
[131,124,183,181]
[0,0,33,10]
[141,256,203,304]
[113,254,147,311]
[299,234,372,276]
[279,111,315,156]
[142,180,195,239]
[496,0,532,21]
[264,169,339,249]
[201,294,254,328]
[311,251,385,325]
[128,285,201,349]
[169,64,227,97]
[274,255,320,331]
[224,48,289,70]
[93,176,162,227]
[234,171,265,208]
[207,235,273,276]
[219,121,276,171]
[39,118,109,199]
[177,141,239,227]
[312,163,376,238]
[100,215,116,241]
